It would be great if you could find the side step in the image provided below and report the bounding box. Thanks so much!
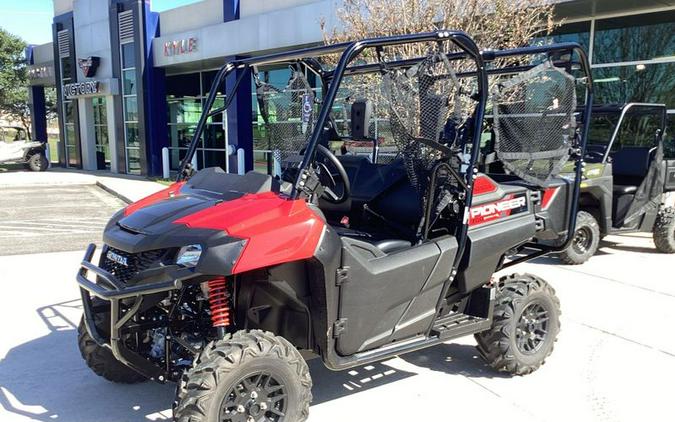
[430,313,492,340]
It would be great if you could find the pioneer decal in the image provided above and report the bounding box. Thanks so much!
[469,193,528,226]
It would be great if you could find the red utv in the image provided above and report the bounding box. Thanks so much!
[76,31,593,421]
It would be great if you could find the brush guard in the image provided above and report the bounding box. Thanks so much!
[76,244,191,382]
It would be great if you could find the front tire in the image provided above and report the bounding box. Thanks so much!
[559,210,600,265]
[174,330,312,422]
[475,273,561,375]
[27,152,48,171]
[653,207,675,253]
[77,317,146,383]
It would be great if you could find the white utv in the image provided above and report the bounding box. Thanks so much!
[0,126,49,171]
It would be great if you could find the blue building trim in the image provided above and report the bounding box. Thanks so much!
[222,2,252,172]
[142,3,167,176]
[224,0,240,22]
[25,45,48,142]
[225,61,253,172]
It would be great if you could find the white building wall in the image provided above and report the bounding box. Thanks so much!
[53,0,74,16]
[153,0,338,67]
[159,0,224,36]
[240,0,325,18]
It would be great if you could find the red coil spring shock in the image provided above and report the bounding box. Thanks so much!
[207,277,231,330]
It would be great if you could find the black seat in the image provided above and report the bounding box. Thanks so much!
[374,239,412,254]
[333,226,411,254]
[613,184,638,195]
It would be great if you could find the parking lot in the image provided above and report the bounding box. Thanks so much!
[0,185,125,256]
[0,182,673,422]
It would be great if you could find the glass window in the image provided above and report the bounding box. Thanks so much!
[204,125,225,149]
[166,70,235,173]
[124,96,138,122]
[168,124,198,149]
[204,150,227,169]
[61,58,72,81]
[166,73,201,98]
[168,98,202,124]
[202,71,224,97]
[593,11,675,64]
[122,43,136,69]
[587,113,620,147]
[126,148,141,173]
[65,124,77,147]
[93,97,107,124]
[593,63,675,106]
[125,123,140,147]
[533,21,591,52]
[66,145,80,166]
[123,69,136,95]
[64,100,74,122]
[613,111,662,150]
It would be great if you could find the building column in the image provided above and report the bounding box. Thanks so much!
[28,86,48,142]
[106,94,120,173]
[78,97,97,170]
[226,63,253,172]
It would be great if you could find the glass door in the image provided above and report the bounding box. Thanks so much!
[93,97,109,169]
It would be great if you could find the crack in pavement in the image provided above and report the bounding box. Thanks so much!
[572,320,675,358]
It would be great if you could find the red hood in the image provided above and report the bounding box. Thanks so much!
[174,192,325,274]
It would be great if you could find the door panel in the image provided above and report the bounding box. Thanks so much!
[336,236,457,356]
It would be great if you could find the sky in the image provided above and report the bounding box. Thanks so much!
[0,0,202,45]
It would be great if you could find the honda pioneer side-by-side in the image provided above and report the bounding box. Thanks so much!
[76,31,593,422]
[0,126,49,171]
[558,103,675,264]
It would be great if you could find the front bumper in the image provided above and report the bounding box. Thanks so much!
[77,243,195,382]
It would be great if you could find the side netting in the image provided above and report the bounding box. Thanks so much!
[492,61,577,186]
[255,70,319,175]
[382,52,466,192]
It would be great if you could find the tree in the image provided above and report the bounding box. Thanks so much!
[321,0,556,63]
[0,27,32,136]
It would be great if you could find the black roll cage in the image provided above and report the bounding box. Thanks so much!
[176,31,593,268]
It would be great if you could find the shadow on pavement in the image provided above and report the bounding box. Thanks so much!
[599,241,658,254]
[0,299,502,420]
[398,342,508,379]
[0,299,174,422]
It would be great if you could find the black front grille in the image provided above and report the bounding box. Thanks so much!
[100,246,169,284]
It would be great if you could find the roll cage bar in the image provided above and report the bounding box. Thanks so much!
[177,32,593,269]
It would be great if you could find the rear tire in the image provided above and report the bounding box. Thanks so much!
[27,152,48,172]
[77,317,146,383]
[559,210,600,265]
[653,207,675,253]
[475,273,561,375]
[174,330,312,422]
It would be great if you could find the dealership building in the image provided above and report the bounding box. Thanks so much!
[26,0,675,176]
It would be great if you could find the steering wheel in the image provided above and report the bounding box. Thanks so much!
[314,144,351,204]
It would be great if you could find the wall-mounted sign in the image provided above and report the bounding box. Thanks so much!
[28,65,54,81]
[164,37,197,57]
[64,81,100,98]
[62,78,119,99]
[77,56,101,78]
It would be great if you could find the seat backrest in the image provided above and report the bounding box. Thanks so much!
[611,147,653,178]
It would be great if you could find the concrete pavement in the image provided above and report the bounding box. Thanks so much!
[0,185,125,256]
[0,168,166,204]
[0,230,673,421]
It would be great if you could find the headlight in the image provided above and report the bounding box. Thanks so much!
[176,244,202,267]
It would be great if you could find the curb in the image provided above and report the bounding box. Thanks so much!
[96,181,132,204]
